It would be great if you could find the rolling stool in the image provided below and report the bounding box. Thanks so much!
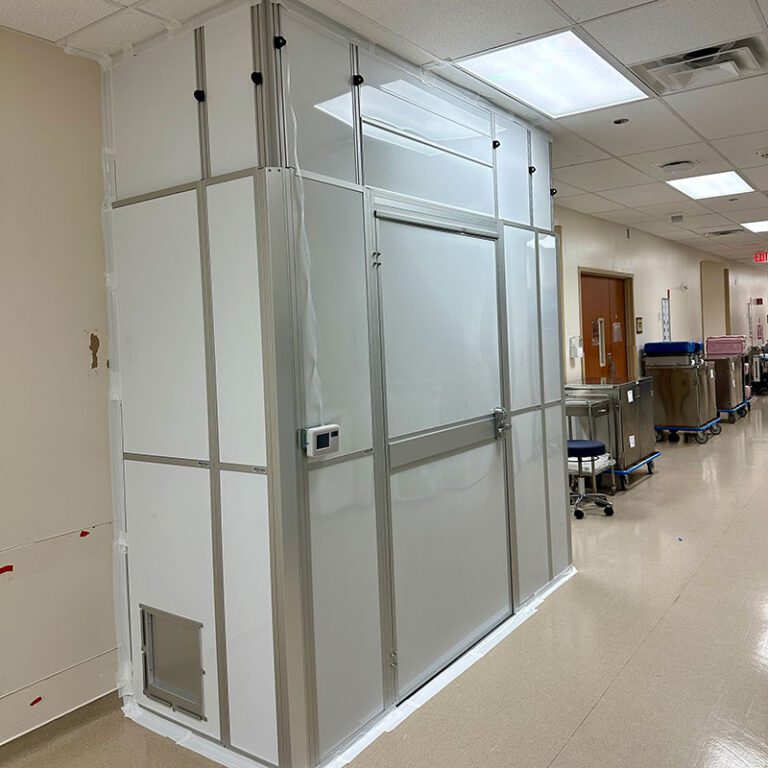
[567,439,614,520]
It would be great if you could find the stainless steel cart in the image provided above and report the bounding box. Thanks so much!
[565,396,616,494]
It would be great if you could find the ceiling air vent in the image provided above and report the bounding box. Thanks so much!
[659,160,699,176]
[632,37,768,95]
[704,229,743,238]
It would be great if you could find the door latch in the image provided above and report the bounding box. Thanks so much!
[493,407,510,439]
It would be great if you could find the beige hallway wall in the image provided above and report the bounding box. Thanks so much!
[0,28,115,743]
[556,206,768,383]
[700,261,728,338]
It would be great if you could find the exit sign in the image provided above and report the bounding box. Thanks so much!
[755,251,768,263]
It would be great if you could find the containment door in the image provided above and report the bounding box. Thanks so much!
[376,214,512,702]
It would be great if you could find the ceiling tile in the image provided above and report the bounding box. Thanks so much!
[0,0,116,41]
[621,143,732,181]
[136,0,228,22]
[556,193,622,213]
[710,130,768,169]
[551,0,652,23]
[637,200,711,217]
[548,124,612,168]
[558,99,698,155]
[742,166,768,191]
[582,0,763,65]
[553,158,652,191]
[600,182,688,207]
[67,8,167,54]
[682,213,734,229]
[664,75,768,140]
[659,230,708,242]
[596,208,654,224]
[551,180,588,198]
[330,0,569,60]
[725,206,768,224]
[633,220,687,235]
[704,192,768,212]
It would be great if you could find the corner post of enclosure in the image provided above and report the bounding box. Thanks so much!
[257,166,312,768]
[256,1,287,168]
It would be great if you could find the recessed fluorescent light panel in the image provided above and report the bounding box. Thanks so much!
[743,220,768,233]
[458,31,647,118]
[666,171,754,199]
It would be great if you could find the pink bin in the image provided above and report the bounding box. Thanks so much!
[705,335,748,357]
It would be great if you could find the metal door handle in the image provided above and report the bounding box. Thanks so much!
[598,318,606,367]
[493,407,510,439]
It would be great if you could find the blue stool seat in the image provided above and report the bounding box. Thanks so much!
[567,439,606,459]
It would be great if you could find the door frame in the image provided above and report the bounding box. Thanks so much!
[577,267,637,380]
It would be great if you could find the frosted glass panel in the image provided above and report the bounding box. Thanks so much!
[545,405,570,577]
[497,116,530,225]
[391,442,510,698]
[539,234,563,403]
[511,410,549,603]
[205,7,258,176]
[363,127,494,214]
[208,178,267,467]
[112,32,199,198]
[221,471,278,764]
[505,227,541,411]
[112,192,208,459]
[309,457,383,757]
[531,130,553,230]
[303,180,372,454]
[379,221,501,437]
[282,10,355,182]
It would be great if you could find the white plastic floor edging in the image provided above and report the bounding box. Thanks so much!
[121,564,577,768]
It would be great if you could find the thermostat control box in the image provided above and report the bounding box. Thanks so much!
[304,424,340,458]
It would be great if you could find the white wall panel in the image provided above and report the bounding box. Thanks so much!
[205,7,259,176]
[539,233,563,403]
[531,130,553,231]
[379,221,501,437]
[497,116,530,225]
[282,10,356,182]
[113,191,209,460]
[391,443,510,698]
[220,471,278,764]
[208,178,267,467]
[302,179,372,454]
[505,227,541,411]
[511,410,549,604]
[124,461,219,738]
[112,32,199,198]
[309,456,383,758]
[545,404,570,576]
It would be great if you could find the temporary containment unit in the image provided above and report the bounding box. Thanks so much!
[102,2,571,766]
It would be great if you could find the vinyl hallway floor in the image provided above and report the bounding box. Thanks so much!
[3,400,768,768]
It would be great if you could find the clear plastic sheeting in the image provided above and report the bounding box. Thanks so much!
[496,115,531,225]
[539,233,563,403]
[390,442,511,699]
[379,220,501,438]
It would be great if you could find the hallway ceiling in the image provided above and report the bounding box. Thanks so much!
[2,0,768,263]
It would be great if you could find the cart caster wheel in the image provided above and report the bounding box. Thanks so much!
[655,430,664,443]
[695,431,709,444]
[668,432,680,443]
[604,505,614,517]
[647,460,656,474]
[738,407,747,418]
[619,475,630,491]
[728,413,736,424]
[710,423,722,436]
[574,508,584,520]
[747,402,752,412]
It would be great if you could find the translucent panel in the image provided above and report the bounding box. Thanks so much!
[112,192,208,459]
[124,461,219,737]
[221,472,278,764]
[496,116,531,225]
[539,234,563,403]
[379,221,501,437]
[545,405,570,577]
[302,179,372,454]
[359,51,492,161]
[505,227,541,411]
[391,442,511,698]
[207,178,267,467]
[309,456,383,757]
[282,10,355,182]
[112,32,199,198]
[205,7,258,176]
[363,126,495,214]
[511,409,550,604]
[531,130,553,230]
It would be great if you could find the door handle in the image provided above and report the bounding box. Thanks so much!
[598,318,606,368]
[493,407,510,439]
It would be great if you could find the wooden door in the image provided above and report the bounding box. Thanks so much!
[580,273,629,380]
